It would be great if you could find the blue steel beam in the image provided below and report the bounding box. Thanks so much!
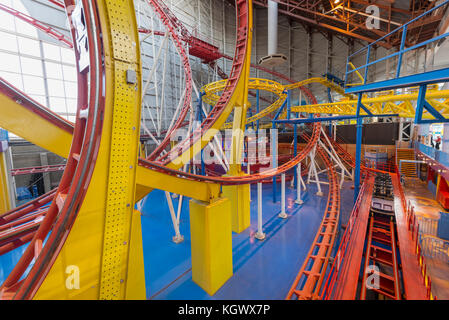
[415,84,448,124]
[273,114,398,124]
[345,67,449,94]
[354,93,363,204]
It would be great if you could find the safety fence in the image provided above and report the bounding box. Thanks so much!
[320,174,371,299]
[400,177,437,299]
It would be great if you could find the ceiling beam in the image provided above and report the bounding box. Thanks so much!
[253,0,393,48]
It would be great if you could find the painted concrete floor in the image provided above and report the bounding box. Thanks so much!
[403,178,449,300]
[0,177,355,299]
[140,179,355,300]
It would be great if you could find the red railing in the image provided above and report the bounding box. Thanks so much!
[399,177,436,300]
[320,174,371,299]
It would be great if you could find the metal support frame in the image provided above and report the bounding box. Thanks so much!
[165,191,184,243]
[415,84,449,124]
[306,145,323,196]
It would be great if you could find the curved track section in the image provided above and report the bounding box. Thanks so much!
[202,78,286,129]
[202,77,351,129]
[145,0,193,161]
[286,136,340,300]
[0,3,72,48]
[1,0,142,300]
[0,0,332,300]
[155,0,253,168]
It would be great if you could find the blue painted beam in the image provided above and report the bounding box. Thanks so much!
[273,92,288,121]
[345,67,449,94]
[415,84,449,124]
[354,93,363,203]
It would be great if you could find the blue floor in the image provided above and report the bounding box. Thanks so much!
[0,177,355,299]
[141,178,355,300]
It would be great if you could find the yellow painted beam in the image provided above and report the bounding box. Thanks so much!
[34,0,144,299]
[292,89,449,118]
[222,183,250,233]
[125,210,146,299]
[0,152,11,213]
[135,165,220,202]
[0,86,219,202]
[0,93,72,158]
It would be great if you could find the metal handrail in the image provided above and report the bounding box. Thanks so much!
[345,0,449,85]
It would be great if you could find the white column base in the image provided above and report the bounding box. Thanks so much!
[172,234,184,244]
[255,232,266,240]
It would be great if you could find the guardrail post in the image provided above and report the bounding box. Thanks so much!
[363,46,371,84]
[396,25,408,78]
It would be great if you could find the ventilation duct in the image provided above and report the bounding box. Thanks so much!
[258,0,287,67]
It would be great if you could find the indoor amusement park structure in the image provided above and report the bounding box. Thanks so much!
[0,0,448,300]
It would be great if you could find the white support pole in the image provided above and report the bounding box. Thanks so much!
[320,127,352,180]
[295,164,304,204]
[307,146,324,196]
[248,160,251,202]
[255,182,266,240]
[165,191,184,243]
[176,195,183,224]
[279,173,288,218]
[311,157,323,196]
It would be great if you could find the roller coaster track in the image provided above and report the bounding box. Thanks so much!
[11,164,66,176]
[0,190,55,256]
[320,175,374,299]
[286,131,341,300]
[145,0,193,161]
[154,0,253,167]
[202,77,349,129]
[0,3,72,48]
[292,86,449,119]
[0,0,333,300]
[0,0,139,299]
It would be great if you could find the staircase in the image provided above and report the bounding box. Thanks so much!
[396,148,417,178]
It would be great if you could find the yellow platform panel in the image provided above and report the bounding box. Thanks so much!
[190,197,233,296]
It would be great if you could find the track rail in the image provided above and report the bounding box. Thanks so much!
[11,164,66,176]
[155,0,252,167]
[0,3,72,48]
[0,0,104,299]
[320,176,374,300]
[145,0,193,161]
[286,134,341,300]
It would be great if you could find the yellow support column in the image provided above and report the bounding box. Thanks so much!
[190,197,233,295]
[222,183,250,233]
[225,103,251,234]
[0,151,12,214]
[125,210,146,299]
